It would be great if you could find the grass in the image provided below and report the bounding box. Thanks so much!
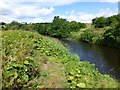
[69,23,107,44]
[2,30,120,89]
[39,59,66,88]
[70,23,120,48]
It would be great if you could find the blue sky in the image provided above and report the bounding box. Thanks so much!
[55,2,117,13]
[0,0,119,23]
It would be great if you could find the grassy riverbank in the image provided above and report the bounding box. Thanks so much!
[2,30,120,89]
[70,26,105,42]
[70,14,120,48]
[70,23,120,48]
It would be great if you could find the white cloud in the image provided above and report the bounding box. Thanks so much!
[0,0,55,23]
[2,0,79,7]
[58,8,118,23]
[0,0,118,23]
[14,6,54,18]
[96,8,118,17]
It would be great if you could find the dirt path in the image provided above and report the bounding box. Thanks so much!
[40,60,67,88]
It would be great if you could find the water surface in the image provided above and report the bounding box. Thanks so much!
[61,39,120,80]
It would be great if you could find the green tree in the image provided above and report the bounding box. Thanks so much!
[80,29,95,43]
[105,14,120,27]
[92,17,107,28]
[31,23,46,34]
[99,22,120,48]
[49,16,70,38]
[78,22,86,28]
[68,21,80,32]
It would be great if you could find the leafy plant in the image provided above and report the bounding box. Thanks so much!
[2,30,119,89]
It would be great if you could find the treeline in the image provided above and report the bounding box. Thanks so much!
[70,14,120,48]
[92,14,120,28]
[92,14,120,48]
[1,16,86,38]
[1,14,120,48]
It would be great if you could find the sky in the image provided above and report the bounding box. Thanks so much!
[0,0,119,23]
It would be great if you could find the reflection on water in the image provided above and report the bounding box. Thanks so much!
[61,39,120,80]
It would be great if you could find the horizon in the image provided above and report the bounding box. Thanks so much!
[1,0,119,23]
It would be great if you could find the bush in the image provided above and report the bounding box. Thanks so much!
[92,17,107,28]
[97,24,120,48]
[79,29,95,43]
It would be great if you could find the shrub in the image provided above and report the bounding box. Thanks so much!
[79,29,95,43]
[98,24,120,48]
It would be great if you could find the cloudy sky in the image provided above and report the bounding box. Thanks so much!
[0,0,119,23]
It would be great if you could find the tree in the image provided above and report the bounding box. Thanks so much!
[49,16,69,38]
[68,21,80,32]
[99,21,120,48]
[0,22,6,25]
[92,17,107,28]
[78,22,86,28]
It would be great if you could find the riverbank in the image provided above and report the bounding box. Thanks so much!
[2,30,120,89]
[61,38,120,80]
[2,14,120,49]
[69,23,120,48]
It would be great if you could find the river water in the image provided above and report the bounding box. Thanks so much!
[61,39,120,80]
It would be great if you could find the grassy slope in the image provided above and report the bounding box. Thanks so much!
[2,30,120,89]
[70,23,106,42]
[70,23,120,48]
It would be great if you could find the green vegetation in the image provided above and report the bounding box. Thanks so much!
[2,30,68,89]
[97,23,120,48]
[92,16,107,28]
[70,14,120,48]
[70,28,104,43]
[2,16,86,39]
[2,30,120,89]
[1,14,120,48]
[92,14,120,28]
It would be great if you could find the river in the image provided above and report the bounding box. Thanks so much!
[61,38,120,80]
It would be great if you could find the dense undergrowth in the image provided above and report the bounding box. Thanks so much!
[2,30,120,89]
[70,23,120,48]
[70,14,120,48]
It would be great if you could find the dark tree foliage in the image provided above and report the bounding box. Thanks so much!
[68,21,86,32]
[49,16,70,38]
[69,21,80,32]
[31,23,46,34]
[92,17,107,28]
[0,22,6,25]
[100,23,120,48]
[2,16,87,38]
[79,22,86,28]
[92,14,120,28]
